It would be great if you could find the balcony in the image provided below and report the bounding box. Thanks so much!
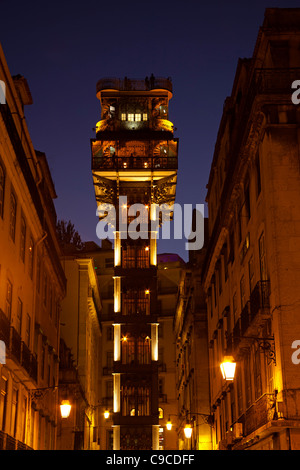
[226,281,272,359]
[21,341,31,375]
[0,431,33,450]
[0,309,10,347]
[102,366,113,376]
[238,393,276,437]
[0,311,37,382]
[10,327,21,363]
[92,155,177,172]
[250,280,271,321]
[114,362,156,374]
[96,77,172,94]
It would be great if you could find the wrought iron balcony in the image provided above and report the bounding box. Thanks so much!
[225,280,274,362]
[250,280,271,319]
[238,393,276,437]
[10,327,22,363]
[0,308,10,346]
[0,431,33,450]
[96,76,172,94]
[92,155,177,171]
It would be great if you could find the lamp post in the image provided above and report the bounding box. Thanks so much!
[166,411,214,450]
[29,384,79,419]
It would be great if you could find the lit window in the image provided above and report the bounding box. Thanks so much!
[143,113,148,121]
[121,113,126,121]
[135,114,141,122]
[128,114,134,122]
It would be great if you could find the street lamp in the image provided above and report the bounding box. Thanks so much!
[220,356,236,381]
[104,409,110,420]
[30,384,78,419]
[166,416,172,431]
[184,421,193,439]
[60,400,72,418]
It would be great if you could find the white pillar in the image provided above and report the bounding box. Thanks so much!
[113,425,120,450]
[114,276,121,313]
[113,324,121,361]
[151,323,159,361]
[152,425,160,450]
[114,231,121,267]
[150,231,157,266]
[113,373,121,413]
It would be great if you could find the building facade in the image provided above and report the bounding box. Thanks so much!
[156,253,185,450]
[91,76,178,449]
[174,226,212,450]
[57,253,102,450]
[0,45,66,449]
[202,8,300,450]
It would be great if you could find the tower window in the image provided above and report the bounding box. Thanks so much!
[143,113,148,121]
[135,114,141,122]
[128,114,134,122]
[121,113,126,121]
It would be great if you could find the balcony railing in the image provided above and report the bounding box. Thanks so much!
[255,68,300,95]
[10,327,21,363]
[239,393,275,436]
[92,156,177,171]
[0,308,10,346]
[0,310,37,382]
[103,366,113,376]
[0,431,32,450]
[250,280,271,319]
[96,77,172,93]
[21,341,31,374]
[240,301,251,337]
[226,281,271,356]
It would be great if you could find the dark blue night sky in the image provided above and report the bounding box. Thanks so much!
[1,0,299,261]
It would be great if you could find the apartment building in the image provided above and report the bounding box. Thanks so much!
[202,8,300,450]
[0,45,66,449]
[57,251,102,450]
[174,222,212,450]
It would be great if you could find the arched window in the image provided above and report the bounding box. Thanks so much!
[0,163,5,218]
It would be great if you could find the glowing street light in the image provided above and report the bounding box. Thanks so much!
[184,421,193,439]
[60,400,72,419]
[166,417,172,431]
[220,356,236,381]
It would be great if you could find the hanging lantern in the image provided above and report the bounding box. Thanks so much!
[184,421,192,439]
[166,417,172,431]
[220,356,236,381]
[60,400,72,419]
